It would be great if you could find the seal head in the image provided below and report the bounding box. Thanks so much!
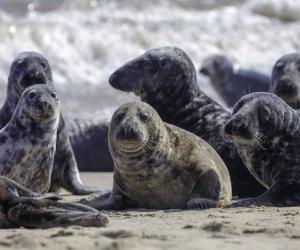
[270,53,300,109]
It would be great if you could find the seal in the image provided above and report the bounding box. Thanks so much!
[0,51,106,194]
[270,53,300,110]
[81,102,232,210]
[109,46,266,198]
[199,54,270,107]
[0,176,109,228]
[0,84,60,194]
[224,92,300,207]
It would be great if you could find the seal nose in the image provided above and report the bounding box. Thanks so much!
[224,116,251,139]
[109,70,121,89]
[116,122,140,141]
[21,69,47,88]
[37,100,54,114]
[275,78,298,97]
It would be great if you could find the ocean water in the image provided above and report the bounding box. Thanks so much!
[0,0,299,120]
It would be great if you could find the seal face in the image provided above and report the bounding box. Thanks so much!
[200,54,270,107]
[0,51,104,195]
[0,84,60,193]
[109,46,266,198]
[82,102,232,210]
[270,53,300,109]
[224,92,300,207]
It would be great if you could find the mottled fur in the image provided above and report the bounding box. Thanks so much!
[224,92,300,207]
[270,53,300,110]
[0,176,108,229]
[0,52,103,194]
[200,54,270,107]
[82,102,232,210]
[109,46,265,198]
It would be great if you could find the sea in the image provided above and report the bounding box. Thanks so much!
[0,0,299,120]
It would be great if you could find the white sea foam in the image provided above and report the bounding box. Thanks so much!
[0,0,299,115]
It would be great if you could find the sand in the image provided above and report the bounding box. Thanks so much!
[0,173,299,250]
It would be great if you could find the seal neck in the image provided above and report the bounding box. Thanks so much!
[140,63,228,140]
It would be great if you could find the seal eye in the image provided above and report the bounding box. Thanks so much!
[28,91,36,100]
[16,60,26,68]
[275,62,284,72]
[51,92,57,99]
[41,61,48,69]
[114,112,125,123]
[138,112,149,123]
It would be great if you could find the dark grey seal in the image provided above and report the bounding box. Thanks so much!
[270,53,300,109]
[0,51,108,193]
[108,46,265,198]
[82,102,232,210]
[0,176,108,229]
[200,54,270,107]
[224,92,300,207]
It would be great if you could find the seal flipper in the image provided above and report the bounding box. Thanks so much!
[187,198,217,209]
[230,175,300,207]
[50,116,105,195]
[7,198,109,228]
[80,193,125,210]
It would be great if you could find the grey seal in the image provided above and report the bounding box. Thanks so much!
[0,51,106,194]
[200,54,270,107]
[108,46,265,198]
[0,84,60,193]
[0,176,109,229]
[224,92,300,207]
[82,102,232,210]
[270,53,300,110]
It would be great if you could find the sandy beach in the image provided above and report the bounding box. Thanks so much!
[0,173,299,250]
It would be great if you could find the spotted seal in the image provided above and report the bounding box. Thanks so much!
[224,92,300,207]
[109,46,265,198]
[270,53,300,110]
[199,54,270,107]
[0,84,60,193]
[81,102,232,210]
[0,176,108,228]
[0,51,105,194]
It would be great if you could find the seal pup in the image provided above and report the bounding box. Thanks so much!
[224,92,300,207]
[270,53,300,110]
[199,54,270,107]
[0,51,106,194]
[81,102,232,210]
[109,46,265,198]
[0,176,108,228]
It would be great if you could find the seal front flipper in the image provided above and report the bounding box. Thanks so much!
[187,198,217,209]
[7,198,109,228]
[50,116,106,195]
[80,193,124,210]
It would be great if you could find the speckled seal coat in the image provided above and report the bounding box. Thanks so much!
[0,176,108,229]
[0,52,103,194]
[270,53,300,110]
[109,46,265,198]
[199,54,270,107]
[224,92,300,207]
[82,102,232,210]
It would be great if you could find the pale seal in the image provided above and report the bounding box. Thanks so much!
[82,102,232,210]
[270,53,300,110]
[0,51,105,194]
[0,84,60,194]
[224,92,300,207]
[200,54,270,107]
[109,46,265,198]
[0,176,108,228]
